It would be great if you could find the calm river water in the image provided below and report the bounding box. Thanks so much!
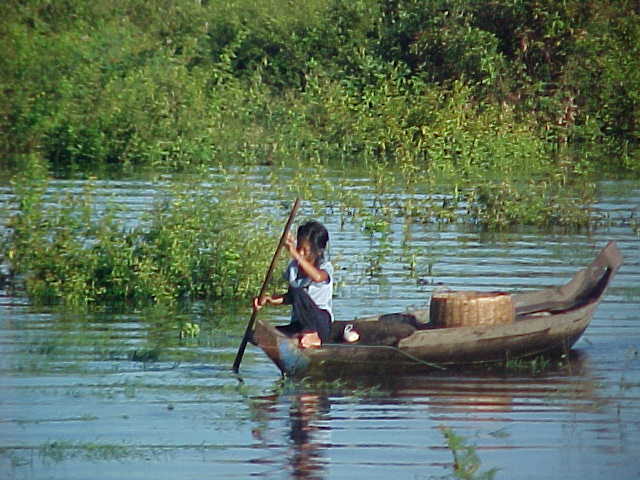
[1,169,639,480]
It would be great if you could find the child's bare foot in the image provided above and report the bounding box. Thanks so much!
[299,332,321,349]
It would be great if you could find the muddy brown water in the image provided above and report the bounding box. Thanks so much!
[1,171,639,479]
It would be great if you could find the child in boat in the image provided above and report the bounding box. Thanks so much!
[253,220,333,348]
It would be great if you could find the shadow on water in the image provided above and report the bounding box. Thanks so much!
[243,349,610,480]
[348,350,605,414]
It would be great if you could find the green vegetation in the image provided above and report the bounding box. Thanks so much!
[441,426,498,480]
[289,376,385,399]
[0,156,621,307]
[2,160,276,307]
[39,440,152,462]
[2,0,638,174]
[1,0,639,306]
[505,354,554,374]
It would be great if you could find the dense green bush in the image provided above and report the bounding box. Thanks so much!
[2,0,638,174]
[2,163,276,306]
[6,0,636,308]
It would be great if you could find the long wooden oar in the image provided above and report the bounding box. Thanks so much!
[232,198,301,373]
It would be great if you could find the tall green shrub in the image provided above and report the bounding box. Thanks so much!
[3,173,276,307]
[1,0,638,174]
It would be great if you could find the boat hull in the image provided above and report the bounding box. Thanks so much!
[252,242,622,378]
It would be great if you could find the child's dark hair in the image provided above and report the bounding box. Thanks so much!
[297,221,329,265]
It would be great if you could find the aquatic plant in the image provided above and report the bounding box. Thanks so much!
[278,376,385,399]
[0,162,610,310]
[440,427,499,480]
[466,179,597,229]
[39,440,150,463]
[2,172,277,307]
[179,321,200,339]
[505,355,553,375]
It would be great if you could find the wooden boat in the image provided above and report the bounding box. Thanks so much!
[252,242,623,378]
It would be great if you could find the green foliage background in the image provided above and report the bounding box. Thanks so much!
[2,0,639,173]
[1,0,639,307]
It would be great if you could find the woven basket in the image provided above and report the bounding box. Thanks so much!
[429,291,515,328]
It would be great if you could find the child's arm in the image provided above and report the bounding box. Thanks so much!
[285,233,329,283]
[253,294,285,312]
[292,255,329,283]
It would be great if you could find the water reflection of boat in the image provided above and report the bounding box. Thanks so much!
[354,350,598,416]
[253,242,623,378]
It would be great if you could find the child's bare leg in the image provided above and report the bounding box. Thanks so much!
[284,287,331,344]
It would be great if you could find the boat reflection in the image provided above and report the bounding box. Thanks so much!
[309,350,600,416]
[369,350,601,417]
[248,350,605,479]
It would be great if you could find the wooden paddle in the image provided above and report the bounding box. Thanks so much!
[232,198,301,373]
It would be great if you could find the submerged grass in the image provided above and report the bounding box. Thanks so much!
[0,155,624,310]
[270,376,385,400]
[39,440,156,463]
[504,355,560,375]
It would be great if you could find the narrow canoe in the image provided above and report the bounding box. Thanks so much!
[252,241,623,378]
